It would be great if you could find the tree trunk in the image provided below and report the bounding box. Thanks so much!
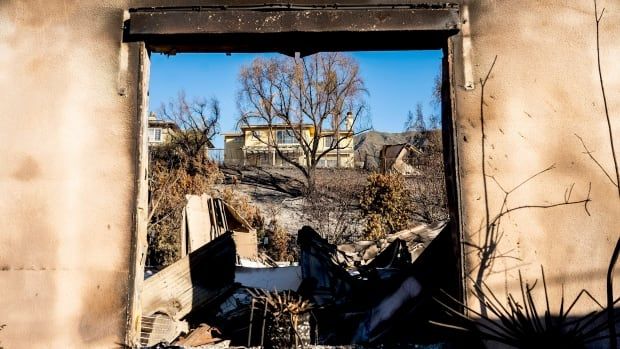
[306,167,316,196]
[335,124,341,169]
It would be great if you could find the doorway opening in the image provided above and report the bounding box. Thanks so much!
[125,5,464,347]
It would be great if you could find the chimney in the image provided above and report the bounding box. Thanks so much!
[345,111,353,130]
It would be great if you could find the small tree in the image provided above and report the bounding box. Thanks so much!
[159,90,220,160]
[429,71,442,130]
[237,52,370,194]
[404,102,427,133]
[147,91,222,266]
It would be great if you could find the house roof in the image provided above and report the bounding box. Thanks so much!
[148,119,180,130]
[240,123,314,130]
[236,123,353,135]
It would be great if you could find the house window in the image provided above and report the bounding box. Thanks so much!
[325,159,337,168]
[323,135,335,148]
[148,128,162,142]
[276,129,297,144]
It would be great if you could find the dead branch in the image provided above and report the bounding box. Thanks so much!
[575,134,618,188]
[479,55,498,250]
[593,0,620,198]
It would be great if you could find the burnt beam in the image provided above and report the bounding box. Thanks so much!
[129,8,460,34]
[125,8,459,53]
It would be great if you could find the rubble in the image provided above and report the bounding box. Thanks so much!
[337,221,447,266]
[140,233,237,346]
[182,194,259,260]
[297,226,424,344]
[174,324,224,347]
[297,222,458,346]
[142,192,456,348]
[379,143,422,176]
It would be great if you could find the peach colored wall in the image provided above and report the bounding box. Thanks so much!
[1,1,619,347]
[453,0,620,319]
[0,1,140,347]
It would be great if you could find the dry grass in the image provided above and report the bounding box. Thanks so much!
[303,168,367,244]
[360,172,415,240]
[220,186,265,230]
[218,140,448,256]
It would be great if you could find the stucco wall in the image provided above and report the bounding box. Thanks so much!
[1,0,619,347]
[454,0,620,319]
[0,1,140,347]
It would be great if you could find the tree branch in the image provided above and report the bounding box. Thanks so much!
[594,0,620,198]
[575,133,618,187]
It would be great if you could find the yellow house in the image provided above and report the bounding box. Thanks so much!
[224,121,355,168]
[147,112,179,145]
[148,113,215,150]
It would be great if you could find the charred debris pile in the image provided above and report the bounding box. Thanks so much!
[140,196,468,348]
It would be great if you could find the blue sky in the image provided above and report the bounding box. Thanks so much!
[148,50,442,148]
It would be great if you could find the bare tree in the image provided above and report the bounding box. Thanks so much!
[237,52,369,193]
[404,102,427,133]
[429,72,442,130]
[159,90,220,159]
[146,91,222,266]
[405,71,442,132]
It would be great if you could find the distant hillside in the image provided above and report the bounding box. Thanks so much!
[354,130,420,169]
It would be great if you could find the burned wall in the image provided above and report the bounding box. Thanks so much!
[1,0,619,347]
[453,0,620,318]
[0,1,141,347]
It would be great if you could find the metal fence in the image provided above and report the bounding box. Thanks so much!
[207,148,224,165]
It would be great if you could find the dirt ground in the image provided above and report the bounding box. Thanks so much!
[215,166,368,241]
[215,165,448,246]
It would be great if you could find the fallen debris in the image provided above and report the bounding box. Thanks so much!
[379,143,423,176]
[173,323,224,347]
[338,220,448,266]
[142,192,456,348]
[298,226,422,344]
[182,194,258,260]
[297,222,456,346]
[140,233,237,346]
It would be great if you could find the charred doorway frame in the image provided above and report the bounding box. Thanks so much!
[124,3,464,346]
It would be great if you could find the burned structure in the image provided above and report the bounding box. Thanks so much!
[1,1,619,347]
[379,143,423,176]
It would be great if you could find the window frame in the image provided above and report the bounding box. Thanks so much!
[276,129,298,145]
[148,127,163,143]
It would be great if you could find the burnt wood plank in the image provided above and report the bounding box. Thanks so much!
[129,8,459,35]
[141,232,236,320]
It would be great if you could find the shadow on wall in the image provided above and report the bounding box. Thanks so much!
[435,238,620,349]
